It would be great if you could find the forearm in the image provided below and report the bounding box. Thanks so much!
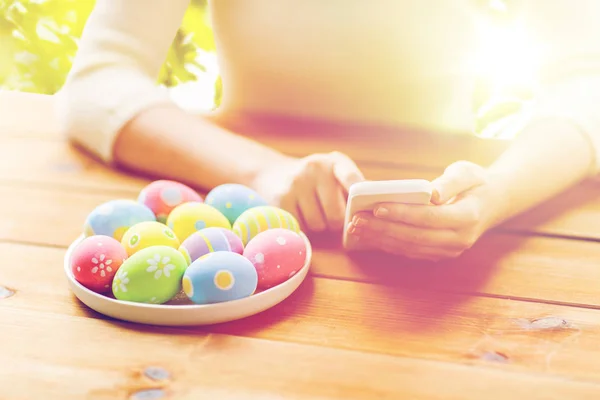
[113,103,290,191]
[484,117,596,228]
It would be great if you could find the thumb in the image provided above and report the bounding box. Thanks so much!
[431,161,486,204]
[331,152,365,192]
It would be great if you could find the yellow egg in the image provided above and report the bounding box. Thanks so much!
[121,221,180,256]
[166,202,231,242]
[232,205,300,245]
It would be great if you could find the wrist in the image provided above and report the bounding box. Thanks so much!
[246,152,295,190]
[478,169,512,231]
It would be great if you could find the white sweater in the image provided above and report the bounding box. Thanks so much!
[55,0,600,174]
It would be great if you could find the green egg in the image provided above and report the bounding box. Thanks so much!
[112,245,187,304]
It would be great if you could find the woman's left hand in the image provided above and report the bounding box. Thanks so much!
[346,161,503,261]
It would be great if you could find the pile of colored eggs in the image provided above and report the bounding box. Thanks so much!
[69,180,308,306]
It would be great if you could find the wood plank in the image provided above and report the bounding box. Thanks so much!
[3,137,600,240]
[6,92,600,238]
[0,91,61,140]
[3,185,600,309]
[5,242,600,385]
[0,138,148,195]
[0,91,509,169]
[2,309,599,400]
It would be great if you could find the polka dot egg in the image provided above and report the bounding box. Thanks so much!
[120,221,180,257]
[179,227,244,264]
[233,205,300,246]
[138,180,203,223]
[182,252,258,304]
[70,235,127,293]
[244,228,307,290]
[83,199,156,241]
[112,246,187,304]
[166,202,231,242]
[205,183,268,224]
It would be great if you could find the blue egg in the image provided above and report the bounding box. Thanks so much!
[182,251,258,304]
[205,184,268,225]
[83,199,156,241]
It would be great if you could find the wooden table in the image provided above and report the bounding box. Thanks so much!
[3,90,600,399]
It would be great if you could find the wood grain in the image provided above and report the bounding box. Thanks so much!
[5,242,600,385]
[4,185,600,309]
[4,137,600,241]
[0,91,509,168]
[0,91,61,140]
[4,91,600,399]
[2,308,599,400]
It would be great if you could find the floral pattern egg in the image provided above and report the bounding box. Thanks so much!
[112,246,187,304]
[205,183,268,225]
[233,206,301,246]
[166,202,231,242]
[182,252,258,304]
[70,235,127,293]
[120,221,180,256]
[83,199,156,241]
[179,227,244,264]
[244,228,307,290]
[138,180,203,223]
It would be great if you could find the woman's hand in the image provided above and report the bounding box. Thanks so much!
[346,161,503,261]
[252,151,365,232]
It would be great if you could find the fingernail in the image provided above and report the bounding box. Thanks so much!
[348,225,361,236]
[346,221,359,235]
[431,187,444,204]
[353,217,367,227]
[375,207,389,217]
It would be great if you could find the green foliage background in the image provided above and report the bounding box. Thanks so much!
[0,0,221,107]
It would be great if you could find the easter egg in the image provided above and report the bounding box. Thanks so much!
[182,252,258,304]
[243,228,307,290]
[112,246,187,304]
[138,180,203,223]
[83,199,156,241]
[205,183,268,224]
[233,205,301,246]
[121,221,180,256]
[166,202,231,242]
[70,235,127,293]
[179,227,244,264]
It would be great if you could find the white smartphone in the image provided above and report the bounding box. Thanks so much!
[342,179,433,250]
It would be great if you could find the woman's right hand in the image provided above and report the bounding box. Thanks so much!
[251,151,365,232]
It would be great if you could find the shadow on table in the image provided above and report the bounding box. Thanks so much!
[301,230,523,334]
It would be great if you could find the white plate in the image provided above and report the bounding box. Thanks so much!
[63,233,312,326]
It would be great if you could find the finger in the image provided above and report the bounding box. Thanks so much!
[431,161,487,204]
[297,191,328,232]
[351,213,462,248]
[356,233,461,261]
[316,179,347,231]
[373,200,479,230]
[331,152,365,192]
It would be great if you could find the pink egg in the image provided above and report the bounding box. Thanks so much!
[243,228,306,290]
[70,235,128,293]
[138,180,203,223]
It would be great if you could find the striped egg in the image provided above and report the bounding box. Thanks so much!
[205,183,268,224]
[232,206,300,246]
[179,227,244,264]
[137,180,203,223]
[166,202,231,242]
[83,199,156,241]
